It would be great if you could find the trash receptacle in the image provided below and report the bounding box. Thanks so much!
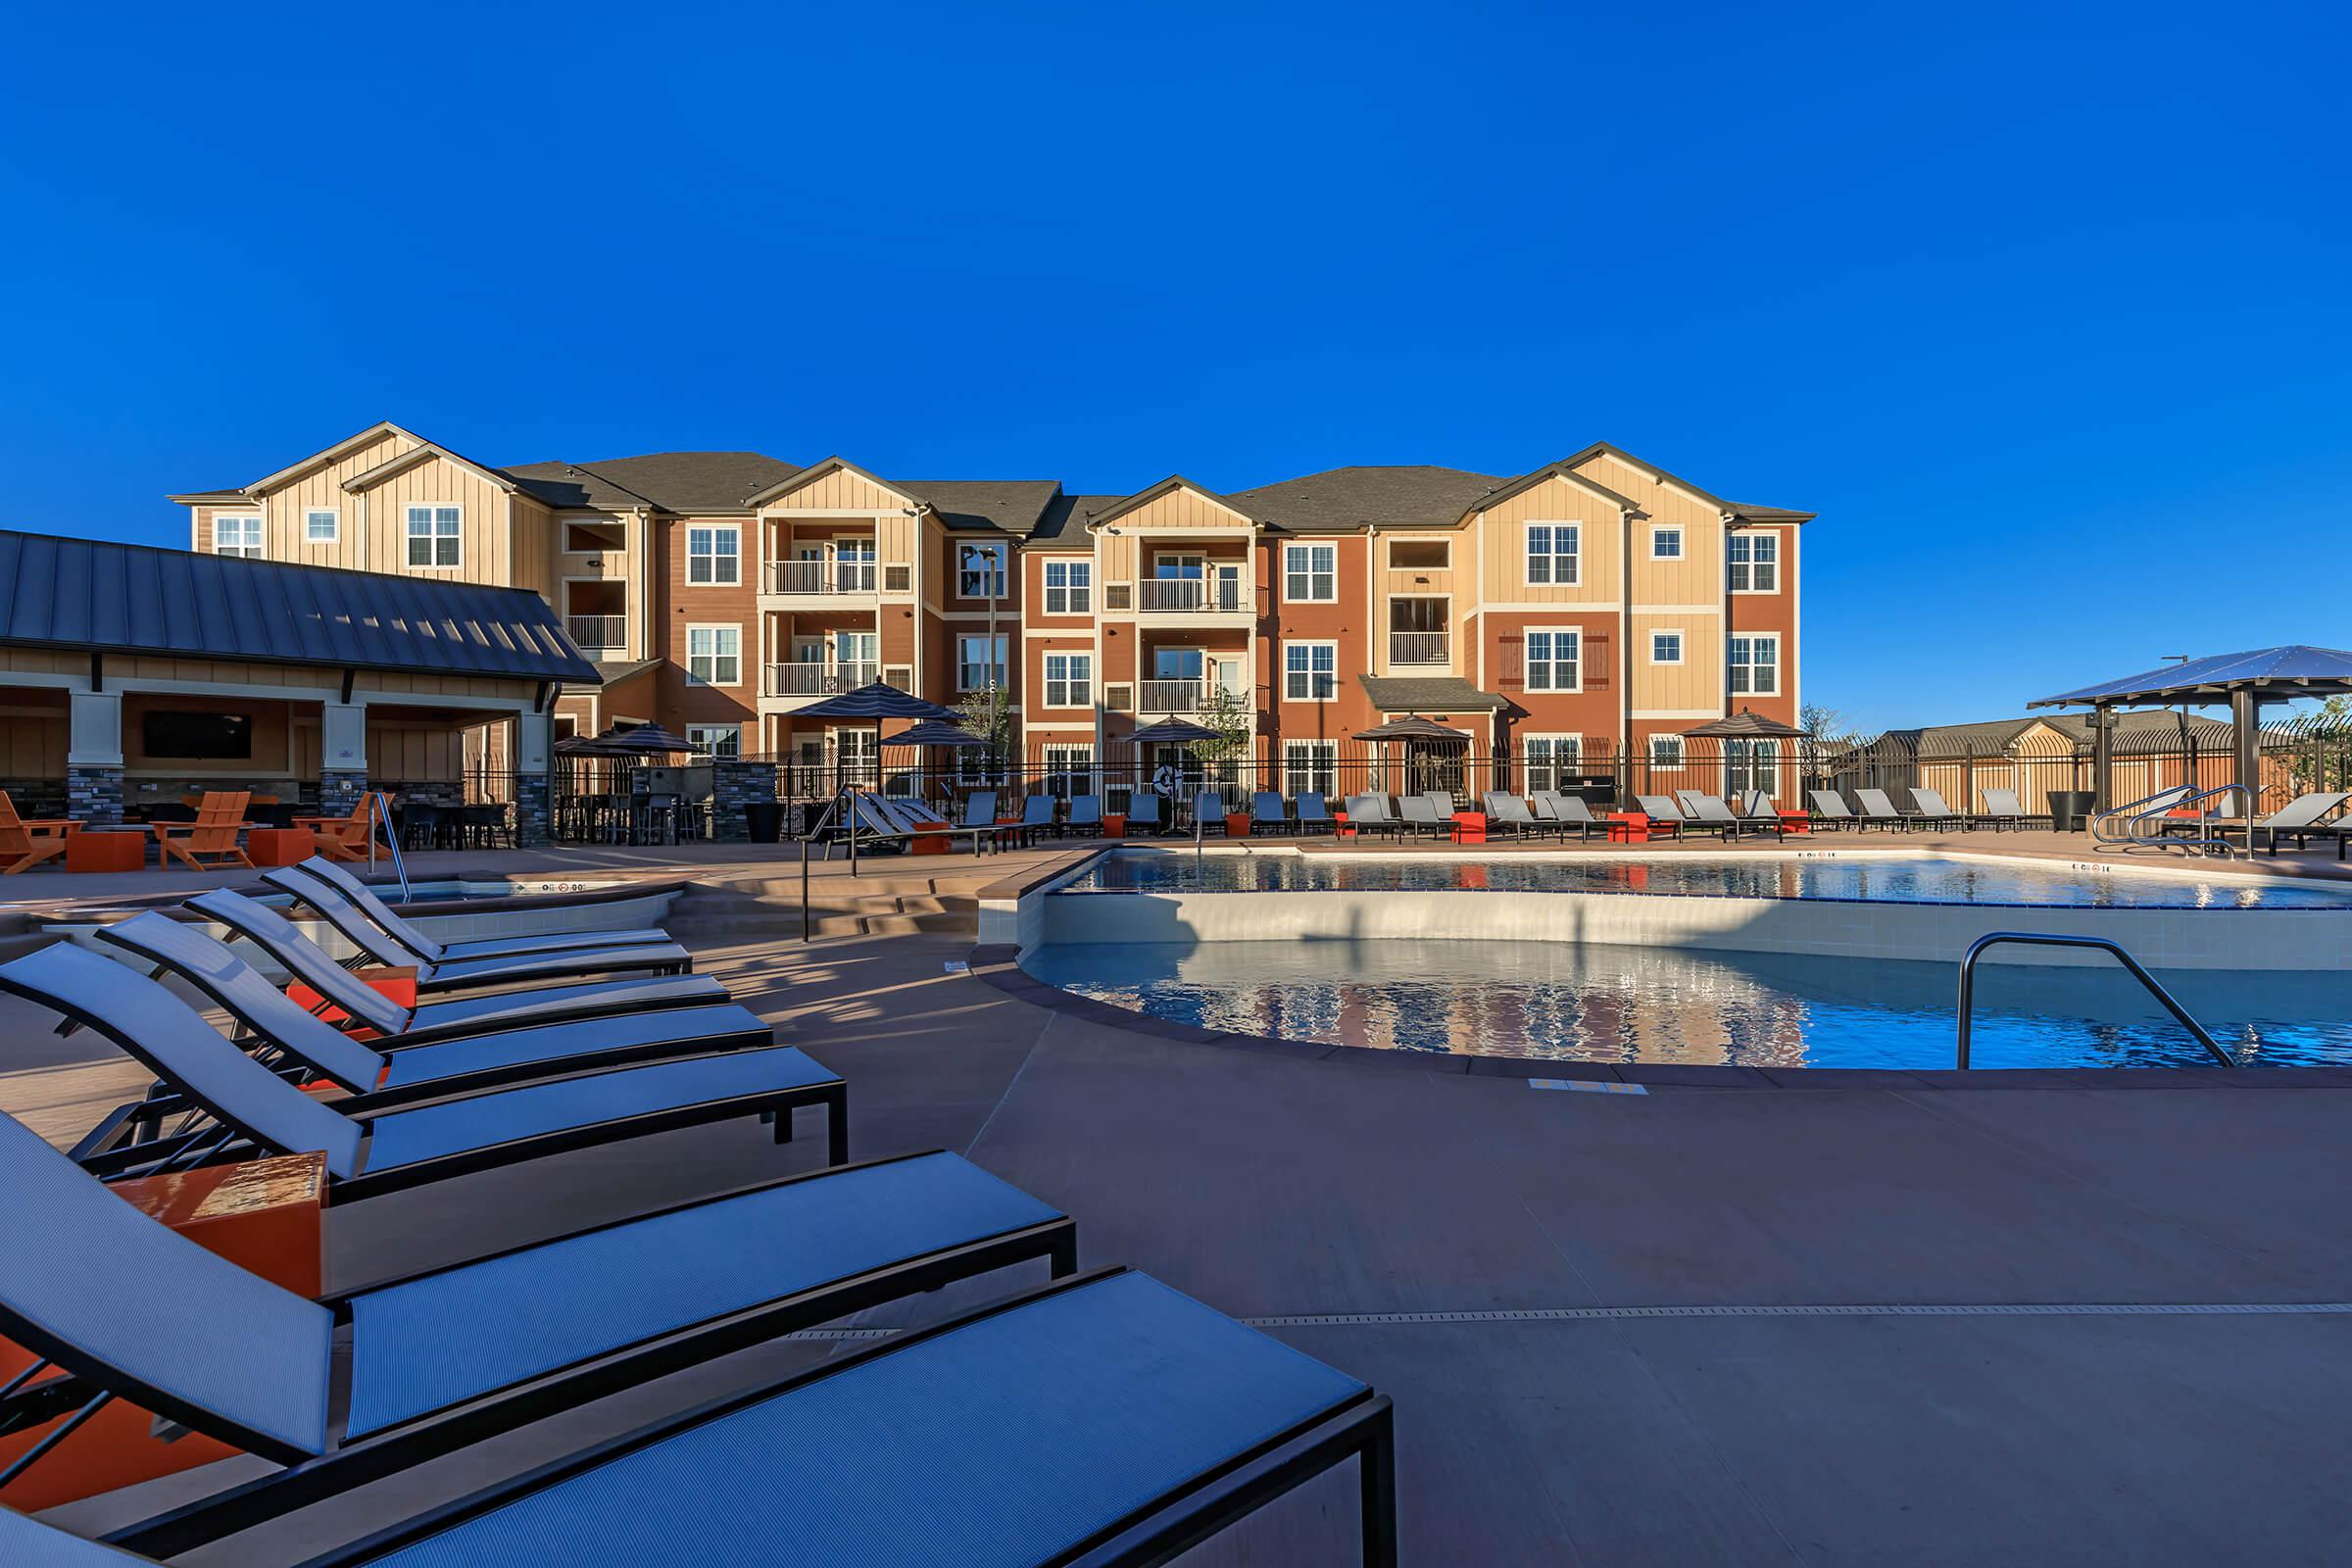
[744,801,785,844]
[2047,790,2094,833]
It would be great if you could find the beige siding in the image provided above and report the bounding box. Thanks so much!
[251,428,416,568]
[770,468,916,512]
[1107,488,1253,532]
[1628,613,1723,712]
[1573,450,1730,609]
[1473,476,1622,605]
[509,495,556,597]
[364,460,511,584]
[1379,531,1463,606]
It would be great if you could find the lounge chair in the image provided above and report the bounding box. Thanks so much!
[0,1107,1078,1560]
[1908,787,1969,831]
[294,792,382,862]
[21,1257,1389,1568]
[1484,792,1539,836]
[1128,789,1166,834]
[280,855,675,958]
[1675,791,1765,840]
[0,942,846,1203]
[1297,791,1337,833]
[2250,791,2352,854]
[1066,793,1103,835]
[959,789,1000,830]
[97,912,771,1108]
[1534,791,1603,842]
[1808,788,1857,828]
[188,887,728,1044]
[1397,795,1448,837]
[1252,790,1290,833]
[152,791,255,872]
[1633,795,1690,839]
[260,864,694,993]
[1975,787,2028,830]
[1852,788,1909,831]
[1194,788,1228,831]
[1017,793,1057,843]
[1344,793,1401,838]
[0,789,71,874]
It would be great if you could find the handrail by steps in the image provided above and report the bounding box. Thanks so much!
[1955,931,2234,1069]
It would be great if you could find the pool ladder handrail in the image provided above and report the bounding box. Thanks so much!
[1955,931,2235,1070]
[365,789,411,903]
[2090,783,2251,858]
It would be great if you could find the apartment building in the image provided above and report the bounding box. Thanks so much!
[173,425,1810,798]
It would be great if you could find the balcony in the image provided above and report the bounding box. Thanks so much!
[763,661,880,698]
[1390,632,1449,666]
[1136,576,1249,616]
[565,614,626,652]
[765,560,879,596]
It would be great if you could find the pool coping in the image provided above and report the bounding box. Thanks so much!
[966,941,2352,1090]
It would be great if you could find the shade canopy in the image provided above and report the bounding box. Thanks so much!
[793,681,960,722]
[2031,646,2352,709]
[888,719,988,750]
[1125,716,1221,747]
[1352,714,1470,745]
[560,721,692,756]
[1684,709,1810,739]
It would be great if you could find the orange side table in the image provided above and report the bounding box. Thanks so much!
[66,829,144,872]
[1778,811,1812,835]
[286,963,418,1041]
[1335,810,1356,840]
[1605,812,1650,844]
[247,825,318,866]
[1225,810,1251,838]
[1101,814,1126,840]
[1451,811,1488,845]
[0,1152,326,1510]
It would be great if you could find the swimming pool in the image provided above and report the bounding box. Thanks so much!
[1058,850,2352,907]
[1023,938,2352,1069]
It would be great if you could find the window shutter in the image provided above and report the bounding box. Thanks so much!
[1584,631,1610,691]
[1497,634,1524,687]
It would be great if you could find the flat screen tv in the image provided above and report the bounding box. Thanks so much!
[142,710,252,760]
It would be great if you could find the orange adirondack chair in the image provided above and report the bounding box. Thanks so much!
[0,791,72,875]
[152,791,254,872]
[297,793,386,861]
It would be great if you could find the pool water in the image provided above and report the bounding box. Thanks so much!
[1058,851,2352,909]
[1023,939,2352,1069]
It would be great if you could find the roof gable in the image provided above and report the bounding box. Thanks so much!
[1228,466,1508,531]
[1084,475,1256,530]
[747,456,919,511]
[341,439,517,496]
[244,421,422,497]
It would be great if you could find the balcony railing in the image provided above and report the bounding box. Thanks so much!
[766,560,878,595]
[1137,577,1247,612]
[565,614,626,650]
[1389,631,1449,666]
[764,661,880,697]
[1137,678,1250,713]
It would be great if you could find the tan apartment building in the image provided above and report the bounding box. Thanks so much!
[173,426,1811,802]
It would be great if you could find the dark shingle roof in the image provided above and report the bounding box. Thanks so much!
[502,452,802,513]
[0,531,598,683]
[1358,675,1509,714]
[1890,710,2244,759]
[895,480,1063,535]
[1028,493,1120,545]
[1229,466,1508,531]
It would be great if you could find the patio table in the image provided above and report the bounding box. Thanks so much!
[1451,810,1488,845]
[1605,812,1650,844]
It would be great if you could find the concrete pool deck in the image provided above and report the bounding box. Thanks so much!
[11,850,2352,1562]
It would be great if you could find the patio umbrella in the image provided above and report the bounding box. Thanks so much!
[890,718,989,749]
[1352,714,1469,796]
[1682,709,1808,739]
[580,720,694,755]
[1125,716,1221,748]
[793,682,965,793]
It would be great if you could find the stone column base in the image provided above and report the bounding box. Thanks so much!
[68,765,123,826]
[318,770,368,821]
[515,774,552,848]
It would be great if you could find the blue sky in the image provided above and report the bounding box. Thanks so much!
[3,1,2344,731]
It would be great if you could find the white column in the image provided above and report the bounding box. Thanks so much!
[67,691,122,767]
[518,709,553,773]
[321,701,368,772]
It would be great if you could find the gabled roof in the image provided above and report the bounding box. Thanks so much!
[1557,441,1816,523]
[1227,466,1508,532]
[744,456,916,511]
[0,530,598,683]
[1458,457,1644,518]
[896,480,1063,535]
[342,438,520,496]
[1082,475,1255,531]
[505,452,801,513]
[1358,674,1509,714]
[244,420,422,496]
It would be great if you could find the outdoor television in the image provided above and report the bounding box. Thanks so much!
[141,710,252,760]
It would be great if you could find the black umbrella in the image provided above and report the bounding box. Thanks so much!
[1683,709,1809,739]
[1353,713,1468,797]
[1125,716,1221,747]
[890,718,989,749]
[794,682,967,796]
[577,720,694,755]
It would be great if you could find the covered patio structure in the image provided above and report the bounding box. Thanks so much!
[0,531,597,843]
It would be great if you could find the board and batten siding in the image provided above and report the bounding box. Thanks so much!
[1472,476,1622,606]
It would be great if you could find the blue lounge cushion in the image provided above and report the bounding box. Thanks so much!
[402,975,727,1039]
[378,1004,765,1089]
[420,943,691,986]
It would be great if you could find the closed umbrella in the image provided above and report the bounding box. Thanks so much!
[1124,717,1222,832]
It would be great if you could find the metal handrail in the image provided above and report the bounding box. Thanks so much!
[367,789,411,902]
[1955,931,2234,1069]
[2094,783,2252,858]
[2087,784,2194,848]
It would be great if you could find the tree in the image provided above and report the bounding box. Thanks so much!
[1798,701,1848,739]
[954,689,1012,782]
[1190,687,1254,768]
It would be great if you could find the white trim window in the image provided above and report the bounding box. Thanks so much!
[1043,744,1093,798]
[1283,740,1337,798]
[1649,735,1686,769]
[956,633,1007,691]
[304,508,339,544]
[1043,559,1091,614]
[405,505,462,567]
[1283,543,1337,603]
[1650,630,1684,665]
[1729,633,1780,696]
[685,624,741,686]
[686,723,742,758]
[687,525,741,586]
[1524,628,1581,692]
[1726,738,1779,799]
[957,542,1006,599]
[1728,531,1780,592]
[1043,652,1092,708]
[1650,525,1683,561]
[1525,523,1579,586]
[1284,640,1337,702]
[1521,734,1582,793]
[214,514,263,558]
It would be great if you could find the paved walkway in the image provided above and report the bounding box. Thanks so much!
[14,866,2352,1562]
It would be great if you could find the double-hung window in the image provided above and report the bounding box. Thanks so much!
[405,505,462,567]
[1043,560,1091,614]
[214,515,262,558]
[1284,543,1336,602]
[956,634,1006,691]
[1728,532,1779,592]
[686,724,742,758]
[1526,523,1579,585]
[1043,652,1092,707]
[1649,735,1686,769]
[686,625,741,686]
[1729,633,1780,696]
[957,543,1006,599]
[687,526,740,585]
[1284,740,1337,798]
[1043,744,1093,797]
[1524,628,1581,692]
[304,509,338,544]
[1521,734,1581,793]
[1284,640,1337,702]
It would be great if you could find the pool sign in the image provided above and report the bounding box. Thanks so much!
[1529,1078,1648,1095]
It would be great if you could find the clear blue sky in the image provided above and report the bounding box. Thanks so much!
[4,2,2345,731]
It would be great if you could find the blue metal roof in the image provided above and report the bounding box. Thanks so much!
[2031,646,2352,708]
[0,531,599,684]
